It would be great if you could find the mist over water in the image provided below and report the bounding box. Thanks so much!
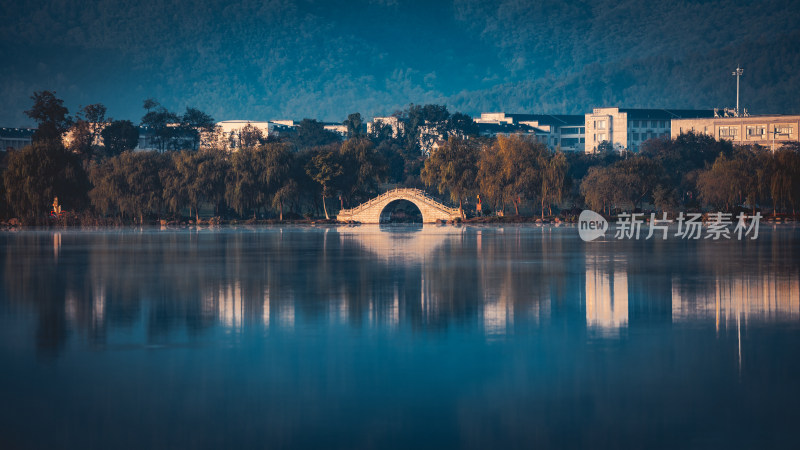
[1,226,799,449]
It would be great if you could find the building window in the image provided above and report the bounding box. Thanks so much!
[746,125,766,137]
[596,120,607,130]
[719,126,738,137]
[775,125,794,136]
[632,133,639,141]
[631,120,639,128]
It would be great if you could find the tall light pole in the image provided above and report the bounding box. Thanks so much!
[732,65,743,117]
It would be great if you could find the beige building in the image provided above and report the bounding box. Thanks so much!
[585,107,714,153]
[671,115,800,150]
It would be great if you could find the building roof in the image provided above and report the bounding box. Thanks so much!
[508,113,585,126]
[616,109,715,119]
[478,122,538,135]
[0,127,35,138]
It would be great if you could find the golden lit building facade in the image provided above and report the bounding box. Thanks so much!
[671,115,800,150]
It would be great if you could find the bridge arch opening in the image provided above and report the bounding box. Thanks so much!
[379,199,423,223]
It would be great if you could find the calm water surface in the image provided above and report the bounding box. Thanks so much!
[1,225,799,449]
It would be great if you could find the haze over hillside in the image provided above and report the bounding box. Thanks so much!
[2,0,798,127]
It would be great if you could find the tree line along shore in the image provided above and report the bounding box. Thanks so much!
[2,92,800,227]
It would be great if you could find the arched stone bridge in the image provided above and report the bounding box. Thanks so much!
[337,188,461,223]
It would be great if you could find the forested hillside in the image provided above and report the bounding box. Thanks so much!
[1,0,798,126]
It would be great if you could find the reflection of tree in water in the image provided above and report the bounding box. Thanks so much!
[4,227,799,357]
[0,228,585,354]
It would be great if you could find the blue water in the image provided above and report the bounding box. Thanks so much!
[1,225,799,449]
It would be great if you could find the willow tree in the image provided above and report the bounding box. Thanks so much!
[226,147,265,218]
[4,140,88,221]
[88,151,164,223]
[540,150,569,218]
[168,150,227,221]
[478,143,508,214]
[421,136,479,218]
[261,142,295,220]
[490,135,544,216]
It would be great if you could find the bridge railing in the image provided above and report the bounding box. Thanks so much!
[337,187,459,216]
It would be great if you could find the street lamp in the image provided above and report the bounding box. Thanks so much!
[732,66,744,117]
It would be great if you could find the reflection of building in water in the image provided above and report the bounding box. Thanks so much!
[672,272,800,325]
[219,282,243,328]
[203,282,296,330]
[53,232,61,260]
[483,297,513,336]
[585,264,628,332]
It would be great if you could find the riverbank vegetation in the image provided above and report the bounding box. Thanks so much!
[2,93,800,226]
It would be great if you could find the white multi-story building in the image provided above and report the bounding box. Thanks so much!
[1,128,34,151]
[367,116,405,138]
[475,112,585,152]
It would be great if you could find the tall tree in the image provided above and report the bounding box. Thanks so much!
[101,120,140,157]
[238,123,264,149]
[181,107,216,150]
[69,103,108,159]
[337,138,387,206]
[261,143,295,220]
[306,150,344,220]
[25,91,72,143]
[140,99,180,152]
[343,113,365,139]
[447,112,479,137]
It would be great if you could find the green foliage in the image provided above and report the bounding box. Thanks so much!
[421,136,479,216]
[337,138,387,205]
[292,119,341,149]
[141,99,180,151]
[306,150,344,219]
[540,150,569,217]
[101,120,140,157]
[25,91,72,143]
[181,107,216,150]
[69,103,108,159]
[3,140,88,221]
[89,151,165,222]
[343,113,364,139]
[140,100,214,151]
[448,112,479,137]
[163,150,228,220]
[475,136,549,215]
[238,123,265,149]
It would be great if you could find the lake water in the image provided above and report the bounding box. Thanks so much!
[1,225,799,449]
